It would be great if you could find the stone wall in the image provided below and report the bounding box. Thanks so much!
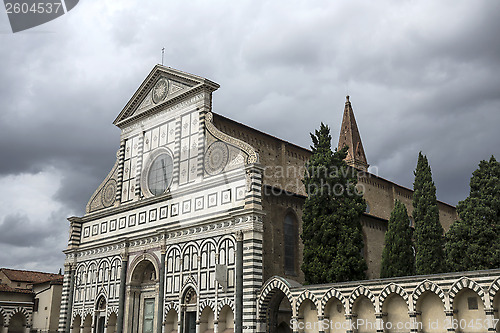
[258,269,500,333]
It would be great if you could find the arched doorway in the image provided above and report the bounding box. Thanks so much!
[352,296,376,333]
[266,290,292,333]
[324,297,345,333]
[416,292,446,333]
[218,305,234,333]
[198,306,214,333]
[82,314,92,333]
[165,309,178,333]
[298,299,318,333]
[71,315,82,333]
[181,287,197,333]
[381,294,410,333]
[8,312,26,333]
[453,288,486,333]
[128,259,158,333]
[107,312,117,333]
[95,296,107,333]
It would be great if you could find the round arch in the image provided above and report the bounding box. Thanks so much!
[349,286,377,313]
[379,283,410,310]
[258,277,295,320]
[127,253,160,284]
[412,280,446,309]
[8,311,26,333]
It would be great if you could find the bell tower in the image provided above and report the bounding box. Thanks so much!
[337,96,369,171]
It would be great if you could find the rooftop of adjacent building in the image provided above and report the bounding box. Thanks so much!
[0,268,63,286]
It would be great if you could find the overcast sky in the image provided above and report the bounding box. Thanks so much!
[0,0,499,273]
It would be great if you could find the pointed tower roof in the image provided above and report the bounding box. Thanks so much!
[337,96,369,171]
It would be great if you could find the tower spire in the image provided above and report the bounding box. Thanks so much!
[338,96,369,171]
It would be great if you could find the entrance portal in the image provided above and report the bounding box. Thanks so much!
[181,287,197,333]
[184,312,196,333]
[127,259,158,333]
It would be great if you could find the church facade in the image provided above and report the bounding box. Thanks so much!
[58,66,497,333]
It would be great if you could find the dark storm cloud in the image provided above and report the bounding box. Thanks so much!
[0,209,68,272]
[0,0,499,271]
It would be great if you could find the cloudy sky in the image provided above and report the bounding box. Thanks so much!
[0,0,499,273]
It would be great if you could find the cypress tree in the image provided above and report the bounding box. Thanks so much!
[380,200,415,278]
[301,123,367,284]
[412,152,445,275]
[445,156,500,271]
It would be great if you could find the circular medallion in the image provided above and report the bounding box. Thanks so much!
[147,152,174,196]
[204,141,229,176]
[152,78,169,104]
[102,179,117,207]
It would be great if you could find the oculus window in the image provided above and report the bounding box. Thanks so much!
[147,153,174,196]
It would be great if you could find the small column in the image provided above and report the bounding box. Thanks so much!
[2,326,8,333]
[116,241,129,333]
[104,325,108,333]
[214,321,219,333]
[317,315,325,333]
[196,321,200,333]
[408,311,418,333]
[80,325,84,333]
[375,313,384,333]
[24,325,30,333]
[445,310,455,333]
[158,244,166,333]
[291,315,299,333]
[485,308,496,333]
[345,314,354,333]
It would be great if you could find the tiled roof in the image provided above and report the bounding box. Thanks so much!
[0,283,33,294]
[0,268,63,284]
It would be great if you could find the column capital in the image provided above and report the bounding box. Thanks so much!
[235,230,243,241]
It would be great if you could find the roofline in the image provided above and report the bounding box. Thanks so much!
[213,113,456,209]
[113,64,220,126]
[212,112,311,154]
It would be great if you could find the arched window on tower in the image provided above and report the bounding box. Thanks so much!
[284,212,297,275]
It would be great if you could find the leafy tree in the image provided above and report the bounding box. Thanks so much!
[301,123,367,284]
[380,200,415,278]
[412,152,445,274]
[445,156,500,271]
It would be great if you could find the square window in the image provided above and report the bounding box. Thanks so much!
[195,196,204,211]
[119,217,126,229]
[171,203,179,217]
[236,186,245,201]
[109,219,117,231]
[128,214,136,227]
[208,193,217,208]
[159,206,168,219]
[139,212,146,224]
[467,297,478,310]
[149,209,157,222]
[221,189,231,204]
[183,200,191,214]
[92,224,99,236]
[100,222,107,233]
[83,227,90,238]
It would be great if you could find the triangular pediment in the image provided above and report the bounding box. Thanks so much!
[113,65,219,128]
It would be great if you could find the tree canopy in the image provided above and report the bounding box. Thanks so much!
[445,156,500,271]
[301,123,367,284]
